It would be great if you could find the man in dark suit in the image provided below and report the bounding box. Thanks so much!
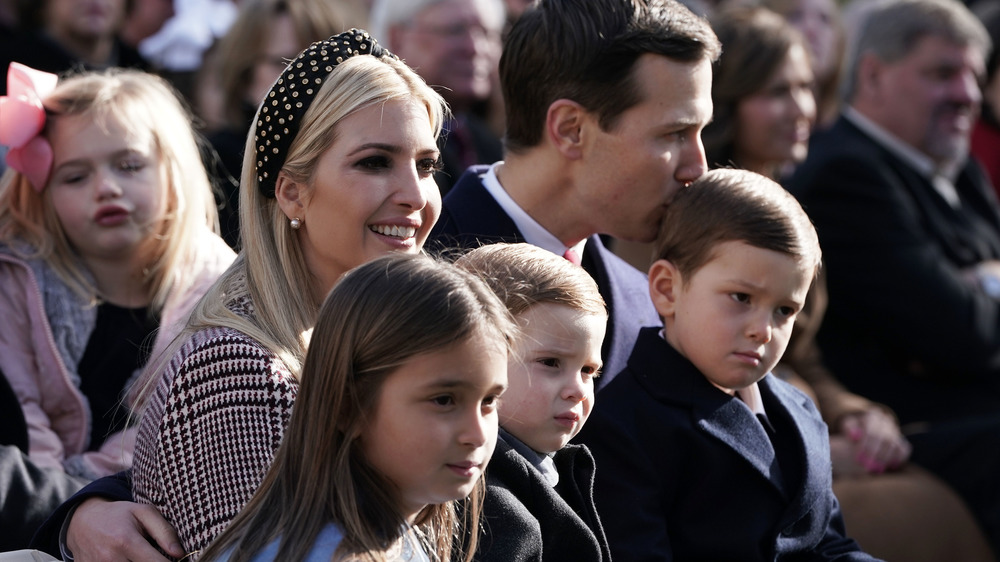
[788,0,1000,550]
[430,0,720,387]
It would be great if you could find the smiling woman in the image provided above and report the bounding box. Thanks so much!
[703,5,817,181]
[278,97,442,300]
[121,29,450,555]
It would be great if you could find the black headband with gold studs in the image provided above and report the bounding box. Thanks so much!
[254,28,398,198]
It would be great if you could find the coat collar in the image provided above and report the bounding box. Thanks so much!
[628,327,830,508]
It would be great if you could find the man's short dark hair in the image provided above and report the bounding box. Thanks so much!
[500,0,721,153]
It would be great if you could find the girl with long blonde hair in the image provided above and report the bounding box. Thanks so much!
[0,64,233,480]
[0,63,234,545]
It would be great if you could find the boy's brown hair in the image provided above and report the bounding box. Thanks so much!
[655,168,822,282]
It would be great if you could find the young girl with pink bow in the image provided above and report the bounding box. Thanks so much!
[0,63,234,483]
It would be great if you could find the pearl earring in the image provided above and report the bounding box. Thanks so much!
[290,217,302,230]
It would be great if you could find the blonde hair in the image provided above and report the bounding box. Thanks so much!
[454,243,606,318]
[200,253,515,562]
[0,68,220,311]
[170,51,448,382]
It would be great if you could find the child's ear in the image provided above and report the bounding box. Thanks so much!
[649,259,681,318]
[274,171,306,221]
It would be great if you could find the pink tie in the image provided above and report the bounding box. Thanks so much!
[563,248,582,266]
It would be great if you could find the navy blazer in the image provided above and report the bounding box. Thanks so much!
[429,166,660,388]
[576,327,877,562]
[477,430,610,562]
[788,116,1000,424]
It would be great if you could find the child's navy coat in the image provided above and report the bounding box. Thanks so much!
[477,429,611,561]
[576,327,880,561]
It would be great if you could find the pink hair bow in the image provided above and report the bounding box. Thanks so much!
[0,63,58,191]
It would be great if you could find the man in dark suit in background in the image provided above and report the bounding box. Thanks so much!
[430,0,720,386]
[789,0,1000,551]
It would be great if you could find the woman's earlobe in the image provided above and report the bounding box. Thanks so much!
[274,172,305,220]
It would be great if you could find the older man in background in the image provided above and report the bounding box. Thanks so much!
[371,0,506,194]
[789,0,1000,552]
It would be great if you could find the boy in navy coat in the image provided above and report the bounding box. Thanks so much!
[576,169,878,561]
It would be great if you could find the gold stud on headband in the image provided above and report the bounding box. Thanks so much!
[254,28,398,198]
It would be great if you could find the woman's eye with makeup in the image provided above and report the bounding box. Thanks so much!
[357,155,391,171]
[416,157,443,176]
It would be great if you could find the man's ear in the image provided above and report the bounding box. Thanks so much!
[545,99,586,160]
[855,52,884,102]
[649,259,681,318]
[274,171,306,222]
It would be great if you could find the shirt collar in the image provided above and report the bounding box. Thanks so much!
[736,382,767,416]
[481,162,587,258]
[502,429,560,487]
[844,106,940,176]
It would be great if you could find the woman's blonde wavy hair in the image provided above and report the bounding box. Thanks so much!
[132,51,448,410]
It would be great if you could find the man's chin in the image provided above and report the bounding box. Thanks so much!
[926,135,970,168]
